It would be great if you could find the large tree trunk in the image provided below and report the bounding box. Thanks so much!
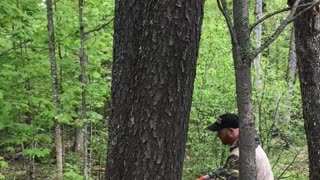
[294,1,320,179]
[46,0,63,179]
[233,0,256,179]
[106,0,204,179]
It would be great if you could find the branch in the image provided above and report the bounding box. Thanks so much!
[217,0,237,45]
[84,18,114,35]
[271,146,285,170]
[277,150,301,179]
[288,1,320,24]
[249,2,314,32]
[250,7,291,32]
[0,40,32,57]
[250,0,317,60]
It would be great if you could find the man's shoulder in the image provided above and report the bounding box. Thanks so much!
[230,146,239,156]
[255,145,269,159]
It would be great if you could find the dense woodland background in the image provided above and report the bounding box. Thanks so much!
[0,0,312,179]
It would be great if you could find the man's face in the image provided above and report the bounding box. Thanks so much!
[216,128,235,145]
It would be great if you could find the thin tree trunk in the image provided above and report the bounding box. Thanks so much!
[20,39,37,179]
[282,27,297,124]
[287,27,298,96]
[74,128,84,151]
[294,1,320,179]
[253,0,263,137]
[46,0,63,179]
[78,0,89,179]
[253,0,263,88]
[233,0,256,179]
[74,104,83,152]
[53,1,66,165]
[26,80,36,179]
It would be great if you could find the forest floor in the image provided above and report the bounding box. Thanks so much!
[1,145,309,180]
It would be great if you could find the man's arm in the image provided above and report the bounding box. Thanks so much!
[196,154,239,180]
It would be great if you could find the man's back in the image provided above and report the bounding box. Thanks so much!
[230,145,274,180]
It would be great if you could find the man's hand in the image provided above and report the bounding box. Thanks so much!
[195,173,214,180]
[196,177,205,180]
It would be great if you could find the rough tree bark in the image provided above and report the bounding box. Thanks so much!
[294,1,320,179]
[106,0,204,179]
[232,0,257,179]
[46,0,63,179]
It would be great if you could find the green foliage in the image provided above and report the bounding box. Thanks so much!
[22,148,51,158]
[0,0,308,179]
[184,0,307,179]
[0,157,8,180]
[0,157,8,169]
[64,163,84,180]
[184,0,237,179]
[0,0,113,178]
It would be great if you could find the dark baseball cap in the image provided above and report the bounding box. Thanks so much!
[207,113,239,131]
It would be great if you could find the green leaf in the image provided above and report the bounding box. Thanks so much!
[5,147,14,153]
[0,157,8,168]
[22,148,51,158]
[55,113,72,124]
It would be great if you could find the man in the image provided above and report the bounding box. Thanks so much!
[197,113,274,180]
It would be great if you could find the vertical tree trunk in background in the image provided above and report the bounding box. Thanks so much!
[276,28,298,125]
[53,2,66,162]
[26,80,36,179]
[253,0,263,88]
[283,28,297,123]
[294,1,320,179]
[78,0,89,179]
[253,0,263,138]
[20,41,36,179]
[46,0,63,179]
[74,128,84,151]
[74,1,84,153]
[233,0,256,179]
[287,29,297,85]
[106,0,204,179]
